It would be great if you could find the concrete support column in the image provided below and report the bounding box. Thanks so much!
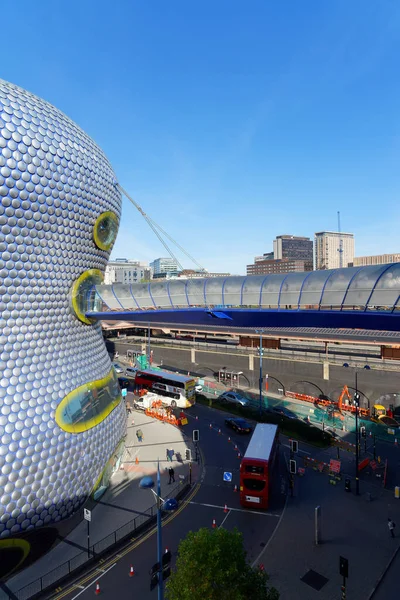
[323,361,329,380]
[191,348,195,363]
[249,354,254,371]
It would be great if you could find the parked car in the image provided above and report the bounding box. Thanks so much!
[118,377,130,389]
[272,406,297,419]
[113,363,124,374]
[225,418,252,434]
[218,391,249,407]
[125,366,138,378]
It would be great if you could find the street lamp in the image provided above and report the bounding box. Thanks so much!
[139,462,178,599]
[343,363,371,496]
[255,330,264,417]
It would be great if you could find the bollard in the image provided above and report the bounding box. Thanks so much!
[315,506,321,545]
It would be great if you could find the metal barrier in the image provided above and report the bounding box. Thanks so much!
[11,479,188,600]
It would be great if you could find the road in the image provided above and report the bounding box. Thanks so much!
[50,404,286,600]
[110,339,400,404]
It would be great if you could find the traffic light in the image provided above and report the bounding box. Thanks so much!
[290,439,298,453]
[339,555,349,578]
[289,459,296,474]
[150,572,159,591]
[162,549,172,567]
[354,393,360,407]
[360,426,366,438]
[185,448,192,461]
[193,430,199,442]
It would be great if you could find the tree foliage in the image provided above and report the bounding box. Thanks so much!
[165,527,279,600]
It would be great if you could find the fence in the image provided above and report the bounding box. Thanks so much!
[10,479,189,600]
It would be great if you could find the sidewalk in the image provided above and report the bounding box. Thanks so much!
[5,400,197,597]
[261,466,400,599]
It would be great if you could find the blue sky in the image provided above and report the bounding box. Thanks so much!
[3,1,400,274]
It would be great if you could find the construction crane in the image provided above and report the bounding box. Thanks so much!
[337,211,343,268]
[115,182,207,275]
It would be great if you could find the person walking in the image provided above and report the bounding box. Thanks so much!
[168,467,175,484]
[136,429,143,443]
[388,518,396,538]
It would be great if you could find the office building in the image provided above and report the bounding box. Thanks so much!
[247,258,307,276]
[273,235,313,271]
[315,231,354,270]
[105,259,152,284]
[150,257,179,277]
[352,254,400,267]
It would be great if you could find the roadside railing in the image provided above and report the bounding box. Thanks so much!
[9,478,189,600]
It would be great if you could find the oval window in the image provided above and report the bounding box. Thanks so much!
[55,368,122,434]
[70,269,104,325]
[93,211,119,251]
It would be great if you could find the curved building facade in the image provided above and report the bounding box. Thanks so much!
[0,80,126,539]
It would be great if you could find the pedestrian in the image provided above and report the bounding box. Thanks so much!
[388,518,396,538]
[136,429,143,443]
[168,467,175,484]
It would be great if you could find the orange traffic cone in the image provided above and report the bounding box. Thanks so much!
[395,438,398,446]
[234,444,238,451]
[209,423,212,429]
[95,582,101,595]
[196,415,198,420]
[135,456,139,465]
[218,429,221,435]
[228,437,231,443]
[224,504,228,513]
[233,484,238,492]
[129,565,135,577]
[237,452,241,458]
[212,518,216,528]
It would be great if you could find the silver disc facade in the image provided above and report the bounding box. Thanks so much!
[0,80,126,537]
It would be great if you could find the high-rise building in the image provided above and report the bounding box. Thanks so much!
[105,259,152,284]
[314,231,354,270]
[352,253,400,267]
[273,235,313,271]
[150,257,179,278]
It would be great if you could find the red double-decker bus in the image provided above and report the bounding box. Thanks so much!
[239,424,279,509]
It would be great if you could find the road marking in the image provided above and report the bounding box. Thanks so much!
[70,563,116,600]
[218,510,231,529]
[54,482,202,600]
[189,501,280,517]
[282,444,310,455]
[251,494,288,568]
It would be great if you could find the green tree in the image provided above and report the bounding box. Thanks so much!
[165,527,279,600]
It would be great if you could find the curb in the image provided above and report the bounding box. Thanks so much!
[367,542,400,599]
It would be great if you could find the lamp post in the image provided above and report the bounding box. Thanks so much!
[139,463,178,599]
[255,330,264,417]
[343,363,371,496]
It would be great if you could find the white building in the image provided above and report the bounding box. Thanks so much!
[314,231,354,270]
[104,259,152,285]
[352,254,400,267]
[150,257,179,277]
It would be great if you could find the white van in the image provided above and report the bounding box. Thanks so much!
[125,367,137,378]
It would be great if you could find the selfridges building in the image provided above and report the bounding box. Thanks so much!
[0,80,126,544]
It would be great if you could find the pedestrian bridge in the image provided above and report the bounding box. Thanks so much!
[85,263,400,332]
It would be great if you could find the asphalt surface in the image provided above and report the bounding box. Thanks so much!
[51,404,286,600]
[111,340,400,403]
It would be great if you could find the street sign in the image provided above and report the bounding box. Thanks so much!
[121,388,127,398]
[290,439,298,453]
[330,459,341,474]
[289,460,296,474]
[193,430,200,442]
[83,508,91,522]
[223,472,232,482]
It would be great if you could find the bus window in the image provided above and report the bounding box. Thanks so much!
[245,465,264,475]
[243,479,266,492]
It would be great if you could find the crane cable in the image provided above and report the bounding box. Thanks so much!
[115,183,208,306]
[117,183,207,274]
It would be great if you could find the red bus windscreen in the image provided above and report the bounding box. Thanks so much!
[239,423,279,509]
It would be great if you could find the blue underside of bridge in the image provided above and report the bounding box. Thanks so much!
[86,308,400,332]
